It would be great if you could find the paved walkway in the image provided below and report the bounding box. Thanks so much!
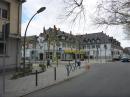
[0,60,113,97]
[22,62,130,97]
[1,61,87,97]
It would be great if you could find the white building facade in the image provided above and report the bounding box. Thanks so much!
[85,32,123,61]
[22,28,123,63]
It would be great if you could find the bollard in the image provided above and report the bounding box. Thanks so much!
[54,67,56,80]
[67,65,70,76]
[69,64,72,71]
[65,64,71,76]
[35,70,38,86]
[72,64,75,71]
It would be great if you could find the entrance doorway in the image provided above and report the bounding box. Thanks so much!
[39,53,43,60]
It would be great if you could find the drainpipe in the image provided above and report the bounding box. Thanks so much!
[16,2,22,72]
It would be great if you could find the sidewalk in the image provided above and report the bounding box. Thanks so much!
[0,60,114,97]
[84,59,113,64]
[3,62,86,97]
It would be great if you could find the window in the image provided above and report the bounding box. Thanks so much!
[92,45,95,48]
[0,8,1,18]
[2,9,8,19]
[0,42,6,55]
[96,44,100,48]
[92,39,95,43]
[0,43,4,54]
[97,50,99,55]
[72,44,75,48]
[117,51,119,55]
[87,45,90,48]
[62,36,65,40]
[93,51,95,54]
[83,46,85,49]
[58,36,61,39]
[0,32,2,40]
[97,39,100,43]
[87,51,90,55]
[62,42,66,48]
[2,23,10,40]
[104,44,107,49]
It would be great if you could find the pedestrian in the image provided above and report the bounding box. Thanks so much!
[74,59,77,70]
[77,59,81,69]
[47,58,50,68]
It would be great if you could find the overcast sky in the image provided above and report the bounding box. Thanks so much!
[22,0,130,48]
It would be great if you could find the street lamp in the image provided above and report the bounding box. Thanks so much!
[104,44,107,62]
[87,40,90,63]
[96,39,100,61]
[23,7,46,72]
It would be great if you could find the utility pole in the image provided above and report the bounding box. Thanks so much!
[88,45,90,63]
[35,35,37,64]
[100,46,102,63]
[2,21,7,97]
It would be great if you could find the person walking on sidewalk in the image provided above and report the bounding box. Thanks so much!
[77,59,81,69]
[47,58,51,68]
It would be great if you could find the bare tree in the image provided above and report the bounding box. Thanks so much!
[95,0,130,24]
[94,0,130,39]
[62,0,86,28]
[62,0,130,39]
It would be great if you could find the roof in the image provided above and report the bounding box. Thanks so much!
[21,35,38,45]
[35,26,122,49]
[18,0,26,3]
[125,47,130,50]
[83,32,110,44]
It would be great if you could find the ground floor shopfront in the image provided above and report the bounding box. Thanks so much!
[44,49,86,61]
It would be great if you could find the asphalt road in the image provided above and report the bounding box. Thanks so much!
[22,62,130,97]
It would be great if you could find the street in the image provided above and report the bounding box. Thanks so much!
[22,62,130,97]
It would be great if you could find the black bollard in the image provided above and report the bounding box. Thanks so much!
[35,70,38,86]
[54,67,56,80]
[67,65,70,76]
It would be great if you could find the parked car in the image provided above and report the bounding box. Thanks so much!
[121,57,130,62]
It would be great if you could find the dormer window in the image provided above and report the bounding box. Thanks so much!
[92,39,95,43]
[87,39,91,44]
[96,39,100,43]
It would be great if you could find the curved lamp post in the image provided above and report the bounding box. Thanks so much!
[87,40,90,63]
[23,7,46,71]
[96,39,100,61]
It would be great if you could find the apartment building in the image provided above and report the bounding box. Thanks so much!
[21,26,86,62]
[21,26,123,62]
[85,32,123,60]
[0,0,25,71]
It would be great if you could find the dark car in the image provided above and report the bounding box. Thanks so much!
[121,57,130,62]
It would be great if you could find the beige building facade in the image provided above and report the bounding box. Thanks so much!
[0,0,25,71]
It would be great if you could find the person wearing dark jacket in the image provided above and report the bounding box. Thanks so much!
[77,59,81,69]
[47,58,50,68]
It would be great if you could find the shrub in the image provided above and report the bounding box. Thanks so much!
[11,68,32,79]
[39,64,46,72]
